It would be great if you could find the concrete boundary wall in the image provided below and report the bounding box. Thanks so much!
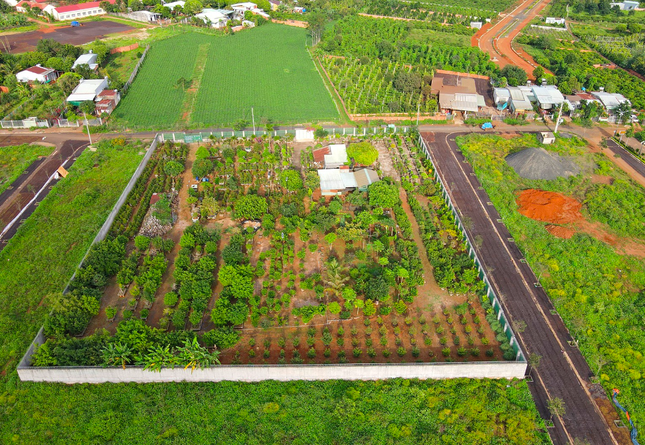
[17,133,529,384]
[18,361,527,384]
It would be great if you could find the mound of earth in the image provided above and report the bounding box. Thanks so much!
[506,147,580,180]
[516,189,583,224]
[545,225,576,239]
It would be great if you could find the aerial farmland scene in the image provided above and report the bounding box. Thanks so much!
[0,0,643,442]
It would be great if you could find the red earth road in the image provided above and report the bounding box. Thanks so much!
[473,0,552,79]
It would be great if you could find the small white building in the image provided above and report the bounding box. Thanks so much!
[16,65,57,83]
[470,21,483,29]
[531,85,564,110]
[509,87,534,113]
[545,17,566,25]
[232,1,257,17]
[610,1,638,10]
[43,0,114,21]
[493,88,511,106]
[67,77,109,104]
[73,52,99,70]
[538,131,555,145]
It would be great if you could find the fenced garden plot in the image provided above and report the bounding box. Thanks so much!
[112,26,338,129]
[455,132,645,430]
[0,144,53,195]
[29,135,518,371]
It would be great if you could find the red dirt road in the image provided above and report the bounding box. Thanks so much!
[473,0,552,79]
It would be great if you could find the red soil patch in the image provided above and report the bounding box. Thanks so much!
[518,189,645,258]
[517,189,583,225]
[545,225,575,239]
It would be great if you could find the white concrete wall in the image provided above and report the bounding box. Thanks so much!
[18,362,527,384]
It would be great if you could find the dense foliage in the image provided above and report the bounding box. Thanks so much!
[456,133,645,428]
[0,378,547,443]
[0,144,53,195]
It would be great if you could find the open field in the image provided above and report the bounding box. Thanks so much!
[2,20,136,54]
[455,132,645,431]
[0,144,53,195]
[0,139,143,374]
[113,26,339,129]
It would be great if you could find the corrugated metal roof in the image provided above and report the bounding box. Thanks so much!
[531,86,564,105]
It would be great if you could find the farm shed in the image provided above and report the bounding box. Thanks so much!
[67,77,109,104]
[72,52,99,70]
[531,86,564,110]
[318,168,380,196]
[431,72,488,114]
[44,0,115,21]
[508,87,533,112]
[493,88,511,106]
[16,65,57,84]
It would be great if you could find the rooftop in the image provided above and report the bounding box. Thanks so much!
[318,169,357,191]
[55,0,114,12]
[23,65,54,75]
[73,53,98,69]
[531,86,564,105]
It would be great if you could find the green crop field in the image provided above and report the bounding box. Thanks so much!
[0,144,54,195]
[112,26,339,129]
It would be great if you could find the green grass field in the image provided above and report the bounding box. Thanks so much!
[113,26,339,129]
[0,140,143,374]
[0,144,54,195]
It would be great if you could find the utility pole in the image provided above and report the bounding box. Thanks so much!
[251,107,255,134]
[83,111,93,145]
[554,102,564,133]
[416,102,420,126]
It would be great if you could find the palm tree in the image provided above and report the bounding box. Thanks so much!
[323,258,348,299]
[141,344,175,372]
[177,337,220,372]
[102,342,133,370]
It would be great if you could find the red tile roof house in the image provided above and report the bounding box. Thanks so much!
[43,0,115,21]
[15,64,57,84]
[16,1,48,12]
[94,89,120,115]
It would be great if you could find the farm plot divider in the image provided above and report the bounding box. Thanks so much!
[418,135,525,362]
[161,126,413,142]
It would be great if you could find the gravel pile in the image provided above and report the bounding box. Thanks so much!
[506,147,580,180]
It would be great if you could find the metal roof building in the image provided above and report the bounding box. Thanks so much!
[531,86,564,110]
[591,91,630,110]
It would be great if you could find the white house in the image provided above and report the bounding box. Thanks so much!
[591,91,630,111]
[195,8,232,28]
[16,65,57,84]
[313,144,348,169]
[470,21,483,29]
[545,17,566,25]
[67,77,109,104]
[72,52,99,70]
[610,1,639,10]
[162,0,185,9]
[531,85,564,110]
[43,0,115,21]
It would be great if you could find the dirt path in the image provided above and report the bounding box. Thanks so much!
[181,43,210,125]
[147,144,199,327]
